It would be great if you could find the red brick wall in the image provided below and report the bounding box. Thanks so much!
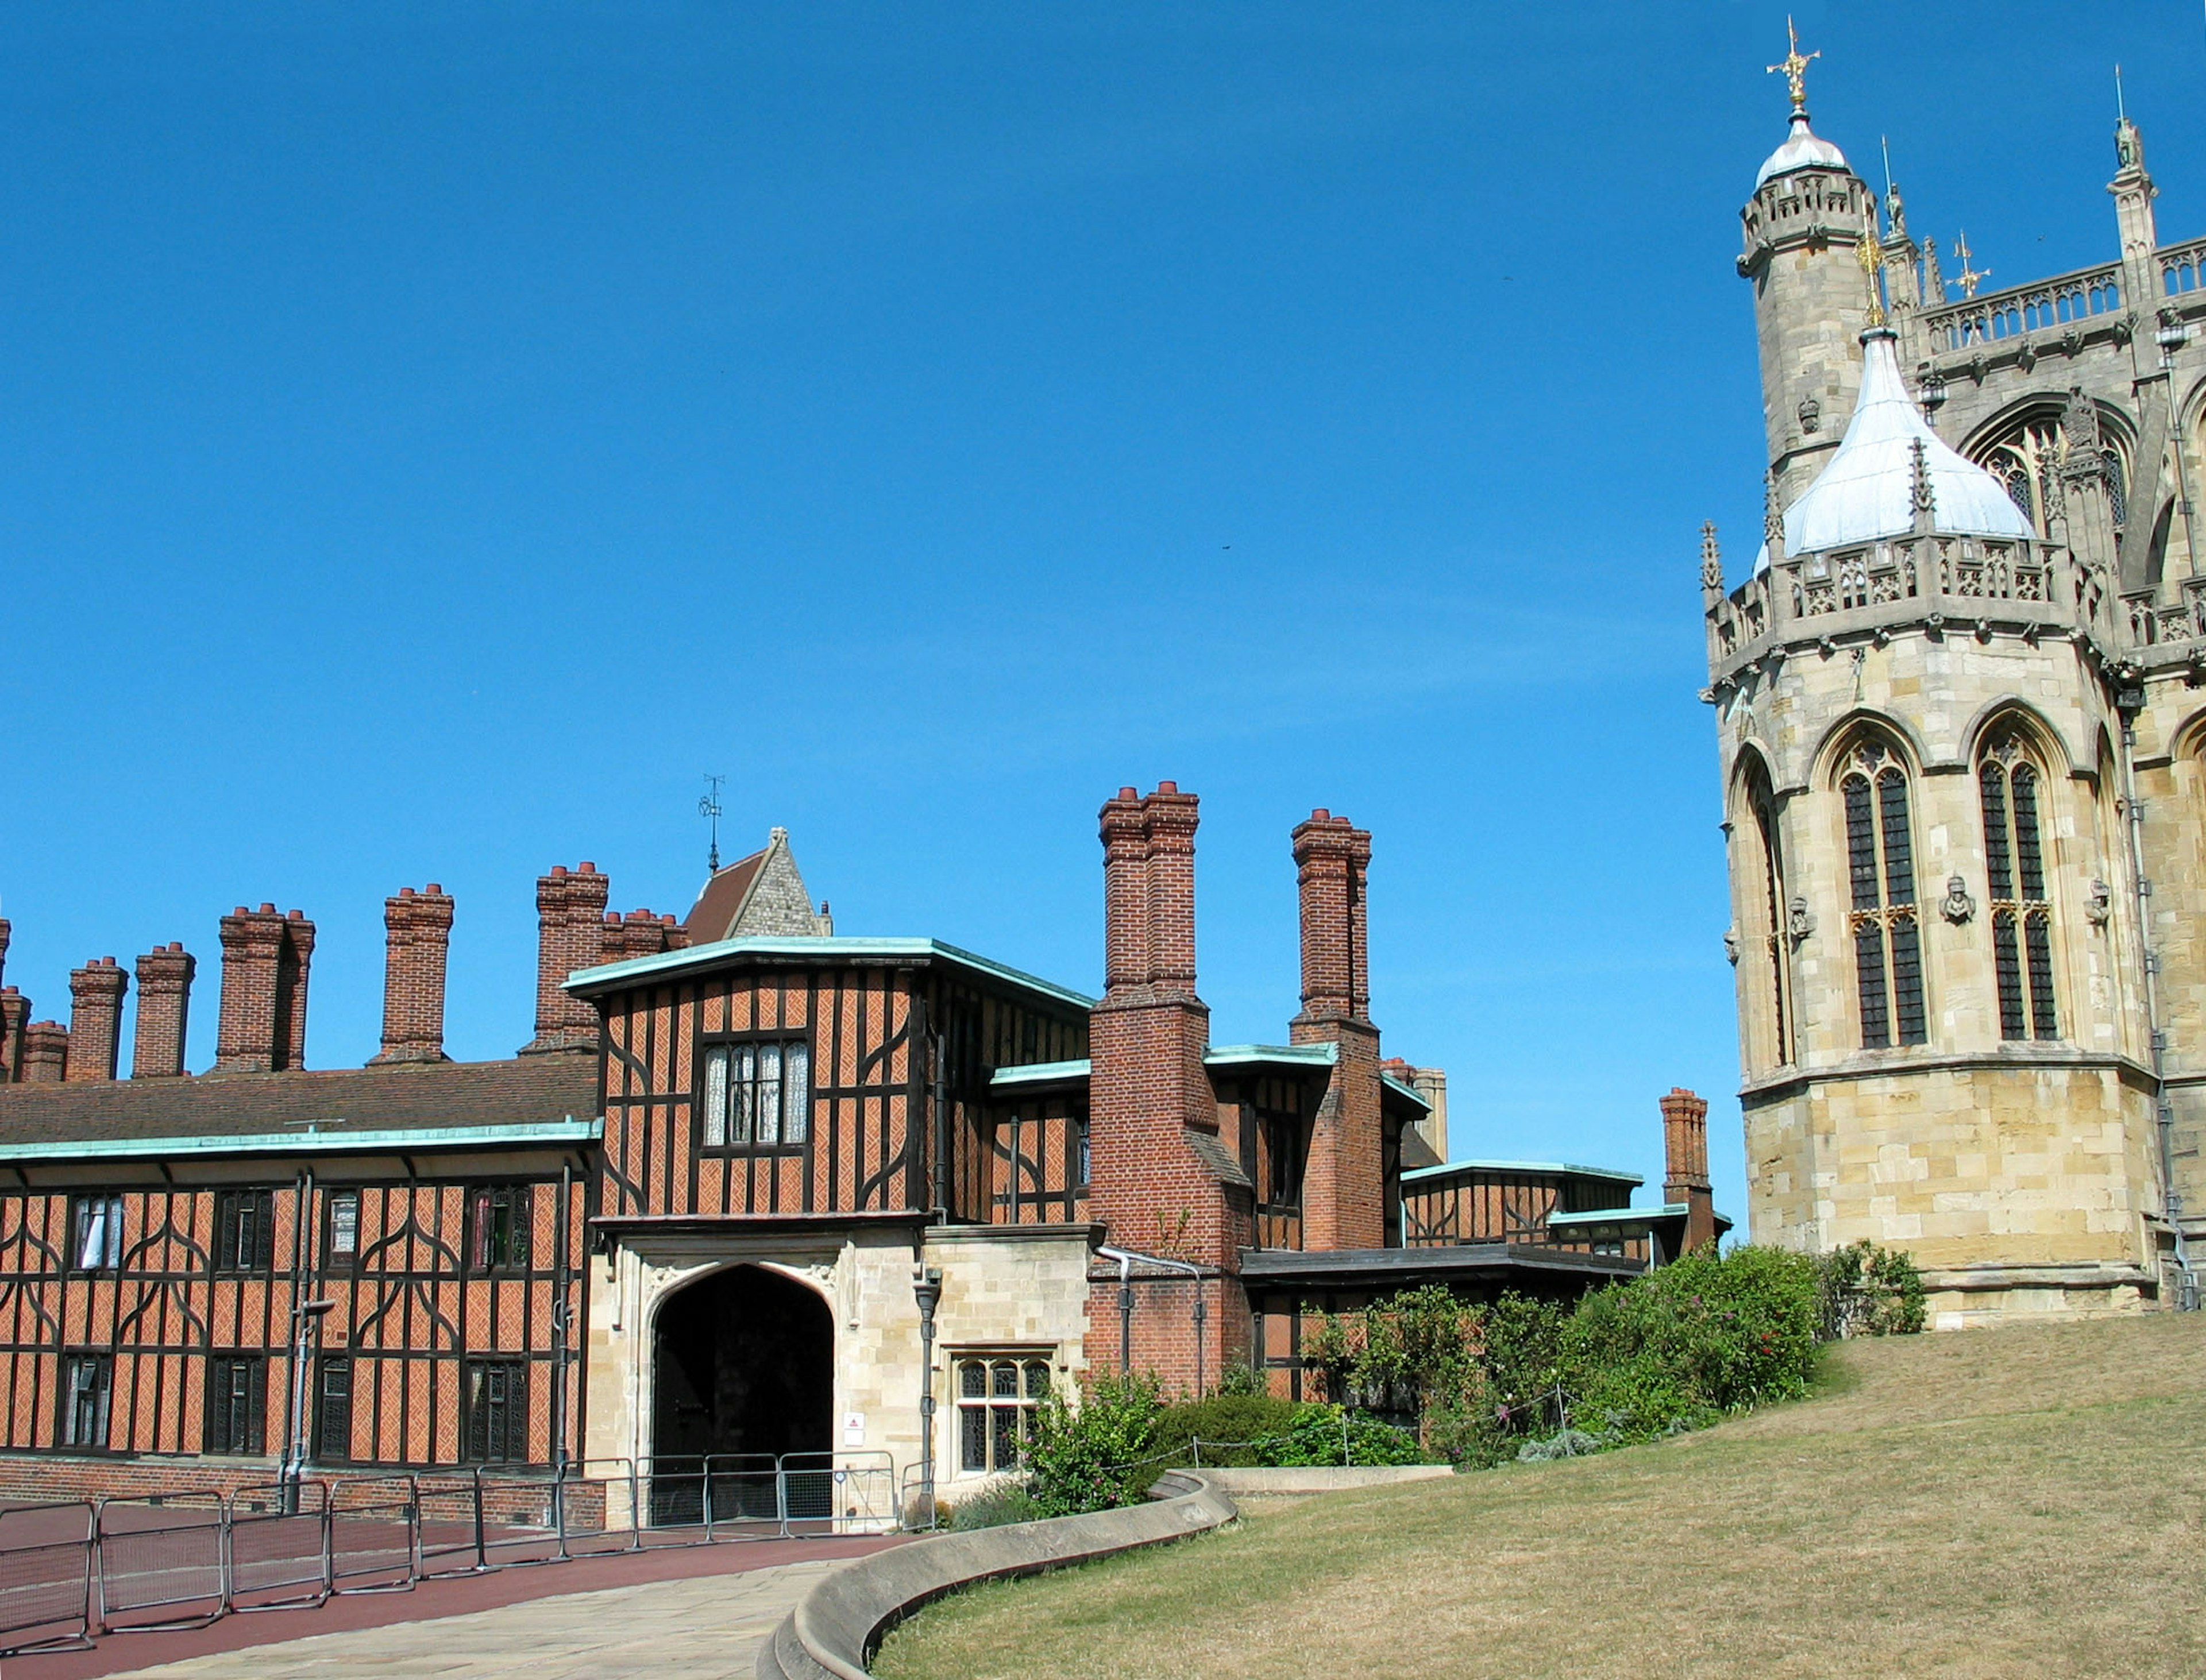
[521,865,608,1054]
[369,887,454,1064]
[132,944,195,1079]
[20,1021,68,1083]
[215,905,314,1074]
[0,989,25,1084]
[65,959,128,1083]
[1289,812,1384,1252]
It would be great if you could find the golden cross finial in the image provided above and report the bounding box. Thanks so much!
[1953,231,1990,299]
[1858,215,1888,327]
[1767,16,1819,111]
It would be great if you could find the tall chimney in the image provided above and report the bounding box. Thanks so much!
[66,959,129,1082]
[369,886,454,1065]
[273,910,314,1072]
[1143,783,1200,997]
[520,863,609,1054]
[132,944,196,1079]
[0,988,30,1084]
[1661,1087,1717,1253]
[0,916,10,991]
[215,905,287,1073]
[1100,789,1150,997]
[18,1021,68,1083]
[1290,810,1383,1252]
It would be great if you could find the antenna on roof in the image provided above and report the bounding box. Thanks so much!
[699,774,726,873]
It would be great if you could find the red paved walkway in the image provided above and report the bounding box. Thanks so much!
[0,1533,904,1680]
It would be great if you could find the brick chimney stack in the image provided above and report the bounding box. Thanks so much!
[1290,810,1383,1252]
[66,959,129,1082]
[369,886,454,1065]
[214,905,315,1073]
[132,944,196,1079]
[1661,1087,1717,1252]
[520,863,609,1055]
[0,916,9,991]
[0,989,26,1084]
[19,1021,68,1083]
[1100,789,1150,997]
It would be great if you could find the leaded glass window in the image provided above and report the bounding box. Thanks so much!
[700,1040,811,1150]
[1980,736,2059,1040]
[1748,769,1795,1065]
[954,1355,1051,1474]
[1842,741,1927,1048]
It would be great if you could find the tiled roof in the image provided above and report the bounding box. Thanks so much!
[0,1056,600,1148]
[682,848,766,943]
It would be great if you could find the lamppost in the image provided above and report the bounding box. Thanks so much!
[280,1298,336,1513]
[2157,310,2200,578]
[912,1267,942,1528]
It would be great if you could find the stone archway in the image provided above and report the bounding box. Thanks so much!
[651,1263,832,1500]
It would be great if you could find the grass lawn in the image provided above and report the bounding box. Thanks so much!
[872,1315,2206,1679]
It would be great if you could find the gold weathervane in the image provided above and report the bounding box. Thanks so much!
[1767,16,1819,111]
[1858,217,1888,328]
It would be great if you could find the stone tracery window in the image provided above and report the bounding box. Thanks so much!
[1842,740,1927,1048]
[1976,412,2132,540]
[1979,735,2059,1040]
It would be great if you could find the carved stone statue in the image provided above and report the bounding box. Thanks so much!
[1788,896,1816,945]
[2087,879,2113,928]
[2060,386,2105,479]
[1941,876,1976,925]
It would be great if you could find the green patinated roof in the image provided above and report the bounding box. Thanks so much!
[0,1118,603,1165]
[1402,1158,1645,1187]
[563,935,1096,1013]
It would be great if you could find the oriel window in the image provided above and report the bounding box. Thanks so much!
[699,1039,811,1150]
[1980,737,2060,1040]
[1842,741,1928,1048]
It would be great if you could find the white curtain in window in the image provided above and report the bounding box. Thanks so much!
[701,1046,730,1147]
[756,1045,783,1145]
[784,1044,809,1144]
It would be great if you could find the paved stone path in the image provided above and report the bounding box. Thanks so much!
[98,1557,838,1680]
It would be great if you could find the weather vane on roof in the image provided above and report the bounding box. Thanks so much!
[1953,231,1990,299]
[1767,16,1819,112]
[699,774,726,873]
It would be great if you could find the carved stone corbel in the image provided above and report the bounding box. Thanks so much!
[1940,876,1976,925]
[1724,928,1741,965]
[1787,896,1816,947]
[2087,880,2113,928]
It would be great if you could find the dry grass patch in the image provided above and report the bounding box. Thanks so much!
[873,1315,2206,1680]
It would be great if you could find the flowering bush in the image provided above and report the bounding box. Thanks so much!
[1817,1240,1928,1337]
[1021,1370,1163,1517]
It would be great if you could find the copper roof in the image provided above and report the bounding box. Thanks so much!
[0,1055,599,1148]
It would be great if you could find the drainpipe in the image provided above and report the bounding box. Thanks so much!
[2115,677,2197,1307]
[1095,1246,1206,1392]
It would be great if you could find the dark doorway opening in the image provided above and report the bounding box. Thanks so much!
[650,1264,832,1525]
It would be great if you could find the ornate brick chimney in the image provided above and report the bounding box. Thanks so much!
[1661,1087,1717,1253]
[369,886,454,1065]
[1291,810,1383,1251]
[19,1021,68,1083]
[0,988,26,1084]
[132,944,196,1079]
[214,905,315,1073]
[520,864,609,1054]
[66,958,129,1082]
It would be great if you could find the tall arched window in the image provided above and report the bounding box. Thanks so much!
[1742,763,1795,1065]
[1842,740,1927,1047]
[1980,735,2058,1040]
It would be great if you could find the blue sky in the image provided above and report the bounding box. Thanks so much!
[2,2,2202,1215]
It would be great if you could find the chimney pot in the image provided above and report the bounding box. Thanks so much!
[579,862,597,874]
[1118,786,1137,800]
[259,903,276,914]
[1155,781,1177,794]
[426,883,441,895]
[550,866,568,879]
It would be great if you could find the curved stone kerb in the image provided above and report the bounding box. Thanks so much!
[757,1470,1238,1679]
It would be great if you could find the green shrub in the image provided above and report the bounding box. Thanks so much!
[1559,1246,1821,1441]
[1149,1394,1301,1468]
[1214,1362,1269,1397]
[1022,1370,1163,1517]
[946,1481,1043,1531]
[1817,1241,1927,1337]
[1258,1403,1423,1467]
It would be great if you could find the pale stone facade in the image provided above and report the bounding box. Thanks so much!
[583,1223,1093,1514]
[1707,80,2206,1323]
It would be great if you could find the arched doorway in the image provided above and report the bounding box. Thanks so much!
[651,1265,832,1523]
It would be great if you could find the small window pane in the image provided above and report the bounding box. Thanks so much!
[991,1360,1019,1399]
[1023,1361,1051,1400]
[327,1192,359,1262]
[756,1044,782,1146]
[784,1045,810,1145]
[959,1405,988,1473]
[730,1046,755,1145]
[992,1405,1020,1470]
[702,1046,728,1148]
[958,1360,985,1399]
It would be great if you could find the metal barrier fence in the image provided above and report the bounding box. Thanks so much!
[0,1450,904,1655]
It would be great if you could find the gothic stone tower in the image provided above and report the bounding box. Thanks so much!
[1704,47,2206,1325]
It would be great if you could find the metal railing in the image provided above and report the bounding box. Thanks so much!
[0,1450,903,1657]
